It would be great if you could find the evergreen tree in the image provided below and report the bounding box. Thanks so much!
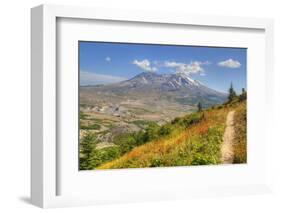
[197,102,202,112]
[228,82,237,102]
[79,133,97,170]
[239,88,247,101]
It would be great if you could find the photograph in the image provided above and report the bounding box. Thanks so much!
[79,41,247,170]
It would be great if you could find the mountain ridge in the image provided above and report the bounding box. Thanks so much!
[81,72,227,107]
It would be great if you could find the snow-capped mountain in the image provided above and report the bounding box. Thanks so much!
[81,72,227,107]
[122,72,202,91]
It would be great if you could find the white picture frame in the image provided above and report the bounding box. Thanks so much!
[31,4,274,208]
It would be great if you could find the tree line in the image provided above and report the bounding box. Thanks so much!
[197,82,247,111]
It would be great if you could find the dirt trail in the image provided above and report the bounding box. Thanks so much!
[221,111,235,164]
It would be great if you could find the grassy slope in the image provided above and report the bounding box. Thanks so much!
[233,101,247,163]
[97,103,242,169]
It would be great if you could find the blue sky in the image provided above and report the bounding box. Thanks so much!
[79,41,246,93]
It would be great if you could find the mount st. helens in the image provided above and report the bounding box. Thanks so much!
[80,72,227,149]
[81,72,227,111]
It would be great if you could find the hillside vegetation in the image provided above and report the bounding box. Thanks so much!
[232,100,247,163]
[80,86,247,170]
[97,106,228,169]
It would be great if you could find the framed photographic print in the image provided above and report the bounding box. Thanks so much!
[31,4,274,208]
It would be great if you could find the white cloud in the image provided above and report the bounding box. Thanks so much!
[217,59,241,68]
[132,59,157,72]
[80,71,127,85]
[164,61,183,68]
[105,57,111,62]
[164,60,206,75]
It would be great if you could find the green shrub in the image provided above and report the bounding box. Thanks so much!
[172,112,203,128]
[132,120,152,127]
[80,123,101,130]
[171,117,180,124]
[80,111,88,119]
[133,131,147,146]
[150,158,164,167]
[89,146,121,168]
[191,154,212,165]
[114,133,137,154]
[190,126,223,165]
[158,124,173,136]
[143,122,160,141]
